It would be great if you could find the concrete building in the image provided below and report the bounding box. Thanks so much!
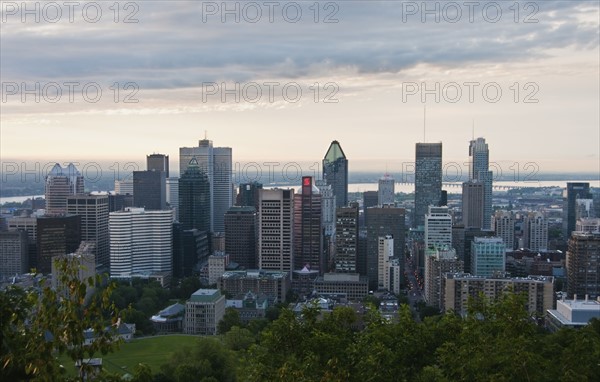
[179,138,232,233]
[258,188,294,272]
[0,230,28,279]
[146,153,169,177]
[378,235,393,290]
[7,216,37,270]
[576,218,600,233]
[114,179,134,195]
[334,204,359,273]
[109,208,173,282]
[314,272,369,301]
[184,289,226,335]
[378,174,395,206]
[414,142,442,228]
[425,206,453,250]
[468,137,492,229]
[424,246,463,309]
[172,225,209,278]
[492,211,515,251]
[567,232,600,299]
[563,183,592,240]
[442,273,554,316]
[36,215,81,274]
[67,194,109,273]
[218,269,290,303]
[133,170,166,211]
[45,163,84,216]
[224,206,258,269]
[316,179,336,239]
[471,237,505,277]
[51,242,96,296]
[166,177,179,220]
[323,140,348,208]
[546,296,600,331]
[523,212,548,251]
[293,177,323,274]
[235,182,262,210]
[462,181,484,229]
[208,252,229,285]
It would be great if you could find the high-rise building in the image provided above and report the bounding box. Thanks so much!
[7,216,37,270]
[36,215,81,274]
[378,235,394,290]
[334,204,359,273]
[365,205,405,290]
[224,206,258,269]
[563,183,592,240]
[166,177,179,220]
[179,158,211,233]
[471,237,505,277]
[492,211,515,251]
[462,227,495,273]
[236,182,263,209]
[172,224,209,279]
[575,198,596,220]
[425,206,452,250]
[258,188,294,272]
[179,139,232,233]
[45,163,84,215]
[523,212,548,251]
[114,179,133,195]
[378,174,395,206]
[363,191,378,210]
[468,138,492,229]
[0,231,29,278]
[133,171,166,211]
[316,180,336,238]
[147,153,169,177]
[424,246,463,309]
[66,194,109,273]
[109,208,173,280]
[576,218,600,233]
[323,140,348,208]
[462,181,484,229]
[293,177,323,273]
[566,232,600,299]
[414,143,442,228]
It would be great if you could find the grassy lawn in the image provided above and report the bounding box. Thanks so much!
[60,335,201,376]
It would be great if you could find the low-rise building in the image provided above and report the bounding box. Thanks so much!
[218,270,289,303]
[151,303,185,333]
[313,273,369,301]
[184,289,226,335]
[226,291,269,323]
[546,296,600,331]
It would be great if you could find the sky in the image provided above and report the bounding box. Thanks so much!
[1,0,599,175]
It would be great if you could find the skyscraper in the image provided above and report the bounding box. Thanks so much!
[258,188,294,272]
[147,153,169,177]
[523,212,548,251]
[180,139,232,233]
[179,158,211,233]
[323,140,348,208]
[67,194,110,273]
[471,237,505,277]
[166,177,179,220]
[36,215,81,274]
[133,170,166,211]
[334,204,359,273]
[236,181,263,209]
[363,191,378,210]
[172,224,209,279]
[424,206,452,250]
[563,182,592,240]
[462,181,484,229]
[45,163,84,215]
[492,211,515,251]
[0,231,29,278]
[378,174,395,206]
[293,177,323,273]
[414,143,442,228]
[469,137,492,228]
[224,206,258,269]
[378,235,393,290]
[566,232,600,299]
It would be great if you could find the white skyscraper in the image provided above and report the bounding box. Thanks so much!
[378,174,395,206]
[425,206,453,250]
[316,180,336,238]
[524,212,548,251]
[45,163,84,215]
[378,235,393,290]
[258,188,294,272]
[179,139,232,233]
[109,208,173,280]
[492,210,515,251]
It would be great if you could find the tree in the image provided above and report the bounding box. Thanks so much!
[224,326,255,351]
[1,257,121,381]
[218,307,243,334]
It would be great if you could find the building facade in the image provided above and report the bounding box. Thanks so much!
[378,174,395,206]
[184,289,226,335]
[179,158,211,233]
[414,142,442,228]
[493,211,515,251]
[133,170,166,211]
[566,232,600,299]
[258,188,294,272]
[293,177,323,273]
[334,204,359,273]
[224,206,258,269]
[323,140,348,208]
[470,237,506,277]
[45,163,84,215]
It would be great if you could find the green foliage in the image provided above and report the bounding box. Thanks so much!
[217,308,243,335]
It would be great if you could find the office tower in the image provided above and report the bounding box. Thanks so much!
[575,198,596,220]
[66,194,109,272]
[378,235,393,290]
[184,289,226,335]
[293,177,323,273]
[470,237,505,277]
[258,188,294,272]
[45,163,84,215]
[492,211,515,251]
[323,140,348,208]
[7,215,37,270]
[133,171,166,210]
[378,174,395,206]
[365,205,405,290]
[424,246,463,309]
[179,158,211,233]
[439,190,448,207]
[166,177,179,220]
[236,182,263,209]
[108,193,133,212]
[357,230,368,276]
[224,206,258,269]
[468,137,492,229]
[363,191,378,210]
[334,204,359,273]
[462,227,495,274]
[414,143,442,228]
[36,215,81,274]
[523,212,548,251]
[462,181,485,229]
[180,139,232,233]
[109,208,173,280]
[147,153,169,177]
[425,206,452,250]
[566,232,600,299]
[0,231,29,278]
[172,223,209,279]
[563,183,592,240]
[576,218,600,233]
[114,179,134,195]
[316,180,336,238]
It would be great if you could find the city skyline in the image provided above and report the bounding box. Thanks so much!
[1,2,598,173]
